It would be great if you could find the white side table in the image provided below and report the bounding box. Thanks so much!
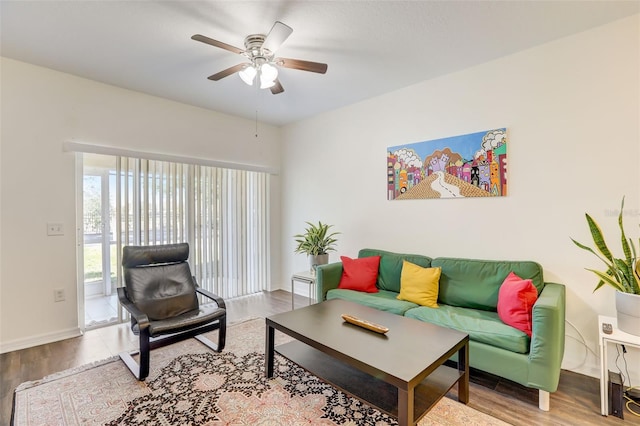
[599,315,640,415]
[291,270,316,309]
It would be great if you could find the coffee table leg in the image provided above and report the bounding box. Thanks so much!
[458,341,469,404]
[397,387,414,426]
[265,323,275,378]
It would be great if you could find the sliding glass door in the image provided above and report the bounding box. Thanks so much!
[77,152,271,330]
[82,156,119,328]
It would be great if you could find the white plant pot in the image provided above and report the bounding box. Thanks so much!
[309,254,329,275]
[615,290,640,337]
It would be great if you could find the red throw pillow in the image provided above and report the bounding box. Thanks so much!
[338,255,381,293]
[497,272,538,337]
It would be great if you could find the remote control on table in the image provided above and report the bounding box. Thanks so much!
[341,314,389,334]
[602,323,613,334]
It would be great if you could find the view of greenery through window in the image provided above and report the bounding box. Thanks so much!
[83,174,117,285]
[84,244,117,283]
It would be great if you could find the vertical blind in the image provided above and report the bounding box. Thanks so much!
[114,156,270,299]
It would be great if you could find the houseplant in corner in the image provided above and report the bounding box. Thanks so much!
[571,197,640,336]
[294,221,340,274]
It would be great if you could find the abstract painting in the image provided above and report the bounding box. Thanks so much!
[387,128,507,200]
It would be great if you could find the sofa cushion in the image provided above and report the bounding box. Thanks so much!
[358,248,431,293]
[397,261,440,308]
[498,272,538,337]
[338,255,381,293]
[326,289,419,315]
[431,257,544,311]
[405,304,531,354]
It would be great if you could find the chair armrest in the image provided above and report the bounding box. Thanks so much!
[117,287,150,331]
[527,282,566,392]
[316,262,344,302]
[193,276,226,309]
[196,286,226,309]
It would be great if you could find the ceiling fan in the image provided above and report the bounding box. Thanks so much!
[192,21,327,95]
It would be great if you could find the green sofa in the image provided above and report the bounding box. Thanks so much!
[316,248,565,411]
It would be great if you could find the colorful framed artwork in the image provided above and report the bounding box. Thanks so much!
[387,128,507,200]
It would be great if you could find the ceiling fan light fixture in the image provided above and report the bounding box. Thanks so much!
[194,21,327,95]
[239,65,257,85]
[260,78,276,89]
[261,63,278,81]
[259,63,278,89]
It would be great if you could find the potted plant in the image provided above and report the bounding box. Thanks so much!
[571,197,640,336]
[294,221,340,274]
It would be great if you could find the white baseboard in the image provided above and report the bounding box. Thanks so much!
[0,327,82,354]
[567,364,600,379]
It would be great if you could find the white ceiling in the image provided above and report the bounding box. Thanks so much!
[1,1,638,126]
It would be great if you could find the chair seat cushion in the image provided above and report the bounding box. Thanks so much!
[133,303,226,337]
[326,289,418,315]
[405,304,530,354]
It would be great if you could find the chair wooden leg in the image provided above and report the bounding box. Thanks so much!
[119,319,225,380]
[194,317,227,352]
[119,329,151,381]
[138,329,150,380]
[217,316,226,351]
[118,351,141,379]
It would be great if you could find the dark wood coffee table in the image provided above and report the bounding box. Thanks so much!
[265,299,469,426]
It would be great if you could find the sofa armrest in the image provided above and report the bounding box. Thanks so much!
[316,262,343,302]
[527,282,566,392]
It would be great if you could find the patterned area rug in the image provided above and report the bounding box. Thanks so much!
[13,318,507,425]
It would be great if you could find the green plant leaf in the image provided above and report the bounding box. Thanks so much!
[618,198,637,292]
[593,279,607,292]
[586,213,614,262]
[585,268,626,292]
[293,221,340,255]
[571,238,614,271]
[613,258,632,292]
[634,258,640,294]
[572,197,640,295]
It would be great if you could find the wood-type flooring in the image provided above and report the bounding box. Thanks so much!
[2,290,639,425]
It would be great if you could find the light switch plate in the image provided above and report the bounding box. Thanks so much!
[54,288,65,302]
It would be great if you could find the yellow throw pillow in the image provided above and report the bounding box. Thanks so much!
[397,260,441,308]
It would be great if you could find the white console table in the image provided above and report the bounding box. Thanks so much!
[598,315,640,416]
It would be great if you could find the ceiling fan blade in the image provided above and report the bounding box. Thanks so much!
[270,79,284,95]
[277,58,328,74]
[207,63,247,81]
[192,34,244,55]
[262,21,293,53]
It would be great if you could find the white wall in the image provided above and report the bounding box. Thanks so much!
[2,14,639,383]
[0,57,281,352]
[281,15,640,380]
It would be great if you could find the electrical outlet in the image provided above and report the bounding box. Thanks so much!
[47,223,64,236]
[54,288,65,302]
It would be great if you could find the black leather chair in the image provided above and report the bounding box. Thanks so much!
[117,243,226,380]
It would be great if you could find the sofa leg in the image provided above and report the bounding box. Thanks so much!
[539,390,550,411]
